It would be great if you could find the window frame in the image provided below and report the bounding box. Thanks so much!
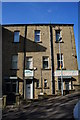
[43,57,49,69]
[57,54,64,69]
[34,30,41,42]
[12,55,18,70]
[14,31,20,43]
[26,57,33,69]
[44,79,47,88]
[55,30,62,42]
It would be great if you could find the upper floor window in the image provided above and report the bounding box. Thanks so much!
[12,55,18,69]
[56,30,61,42]
[35,30,40,42]
[43,57,49,69]
[57,54,63,69]
[14,31,20,42]
[26,57,33,69]
[44,79,47,88]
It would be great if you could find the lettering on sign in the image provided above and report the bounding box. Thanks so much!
[25,70,34,77]
[54,70,78,76]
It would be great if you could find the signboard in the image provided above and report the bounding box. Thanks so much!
[54,70,78,77]
[25,70,34,79]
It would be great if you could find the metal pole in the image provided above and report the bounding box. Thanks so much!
[59,41,63,96]
[41,69,43,93]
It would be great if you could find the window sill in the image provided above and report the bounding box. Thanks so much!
[26,68,37,70]
[35,87,42,89]
[55,41,64,43]
[34,41,42,43]
[44,87,49,89]
[12,42,20,43]
[56,68,66,70]
[10,68,19,70]
[42,68,51,70]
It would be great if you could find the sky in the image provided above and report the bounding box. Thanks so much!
[2,2,79,69]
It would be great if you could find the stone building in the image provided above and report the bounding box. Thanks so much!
[2,24,78,101]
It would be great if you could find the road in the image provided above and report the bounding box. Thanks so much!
[2,92,80,120]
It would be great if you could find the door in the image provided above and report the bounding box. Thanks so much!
[26,82,33,99]
[6,79,18,105]
[65,81,69,90]
[26,84,31,99]
[65,81,69,94]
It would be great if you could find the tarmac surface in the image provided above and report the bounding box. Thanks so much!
[2,92,80,120]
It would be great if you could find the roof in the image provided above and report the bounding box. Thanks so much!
[2,23,74,27]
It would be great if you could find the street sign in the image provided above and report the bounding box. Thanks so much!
[24,70,34,79]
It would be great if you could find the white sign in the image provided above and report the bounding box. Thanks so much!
[25,70,34,78]
[10,77,18,79]
[54,70,78,77]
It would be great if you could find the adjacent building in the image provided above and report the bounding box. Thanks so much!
[2,24,78,101]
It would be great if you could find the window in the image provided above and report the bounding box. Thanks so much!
[12,55,18,69]
[35,30,40,42]
[58,79,61,90]
[43,57,49,69]
[14,31,20,42]
[36,80,39,88]
[56,30,61,42]
[57,54,63,69]
[5,80,17,93]
[26,57,33,69]
[44,79,47,88]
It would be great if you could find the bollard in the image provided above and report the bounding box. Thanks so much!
[3,95,7,108]
[15,93,20,107]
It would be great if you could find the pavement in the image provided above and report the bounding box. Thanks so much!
[2,92,80,120]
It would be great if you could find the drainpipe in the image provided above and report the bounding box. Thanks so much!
[59,40,63,96]
[50,25,55,94]
[23,25,27,99]
[41,69,43,94]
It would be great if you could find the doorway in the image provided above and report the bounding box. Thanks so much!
[26,81,33,99]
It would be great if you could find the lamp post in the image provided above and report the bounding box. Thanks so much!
[58,37,63,96]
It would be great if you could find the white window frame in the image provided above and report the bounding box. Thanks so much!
[57,54,64,69]
[14,31,20,42]
[35,30,40,42]
[12,55,18,69]
[26,57,33,69]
